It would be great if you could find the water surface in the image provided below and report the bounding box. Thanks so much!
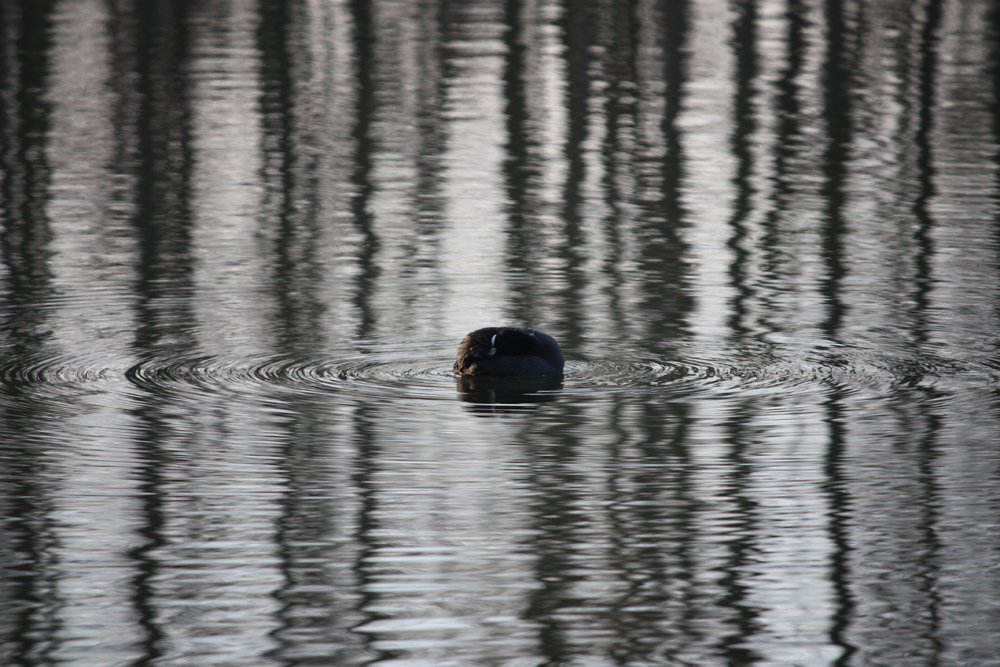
[2,0,1000,665]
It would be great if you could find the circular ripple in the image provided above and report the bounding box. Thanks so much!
[563,358,718,390]
[0,351,116,388]
[5,341,997,406]
[124,343,462,402]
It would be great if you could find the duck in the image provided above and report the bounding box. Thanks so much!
[453,327,564,376]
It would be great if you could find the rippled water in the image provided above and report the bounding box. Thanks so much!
[3,0,1000,665]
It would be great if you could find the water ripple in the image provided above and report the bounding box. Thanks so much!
[0,351,116,388]
[2,342,996,405]
[124,346,460,401]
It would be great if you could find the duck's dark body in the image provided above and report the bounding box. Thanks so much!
[453,327,564,376]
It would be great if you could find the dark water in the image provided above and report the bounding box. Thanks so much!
[2,0,1000,665]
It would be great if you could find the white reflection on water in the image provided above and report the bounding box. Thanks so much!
[1,0,1000,665]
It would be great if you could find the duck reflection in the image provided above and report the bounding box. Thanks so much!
[455,374,563,414]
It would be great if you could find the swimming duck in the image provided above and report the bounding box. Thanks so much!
[453,327,564,376]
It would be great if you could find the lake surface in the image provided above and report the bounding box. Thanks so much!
[2,0,1000,665]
